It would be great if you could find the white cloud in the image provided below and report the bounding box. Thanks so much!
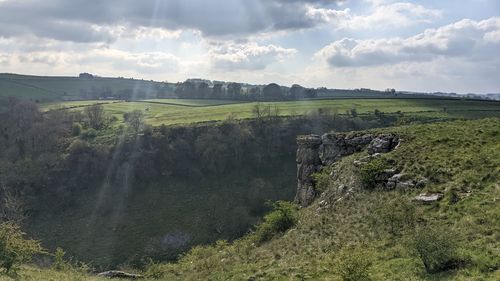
[316,17,500,67]
[209,42,297,70]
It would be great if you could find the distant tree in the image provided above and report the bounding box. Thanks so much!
[197,82,211,98]
[252,102,271,119]
[227,83,242,99]
[84,104,105,129]
[290,84,305,100]
[248,87,261,100]
[304,88,318,99]
[263,83,283,100]
[175,81,196,98]
[212,84,223,98]
[78,73,94,79]
[124,110,144,134]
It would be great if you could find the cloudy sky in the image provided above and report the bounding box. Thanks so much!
[0,0,499,93]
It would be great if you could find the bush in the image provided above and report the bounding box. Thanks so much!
[52,247,91,273]
[0,222,44,273]
[254,201,298,243]
[335,245,373,281]
[413,226,464,273]
[358,158,391,189]
[80,128,97,140]
[52,247,69,271]
[71,123,82,136]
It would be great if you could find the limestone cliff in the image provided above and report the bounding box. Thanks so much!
[295,132,399,207]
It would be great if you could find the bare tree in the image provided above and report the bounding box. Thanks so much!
[84,104,105,129]
[124,110,144,134]
[0,188,26,223]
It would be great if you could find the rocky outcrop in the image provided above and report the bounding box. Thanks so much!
[295,133,400,207]
[319,134,373,165]
[295,135,322,207]
[368,134,400,154]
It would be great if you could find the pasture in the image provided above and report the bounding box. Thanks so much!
[43,98,500,126]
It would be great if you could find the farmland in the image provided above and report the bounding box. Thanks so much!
[43,98,500,126]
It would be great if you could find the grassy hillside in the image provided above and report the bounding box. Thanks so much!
[0,73,165,102]
[45,98,500,126]
[2,118,498,280]
[140,118,499,280]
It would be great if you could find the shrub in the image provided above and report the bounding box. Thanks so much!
[0,222,44,273]
[413,226,464,273]
[80,128,97,140]
[312,169,333,193]
[254,201,298,243]
[358,158,391,189]
[52,247,69,271]
[335,245,373,281]
[71,123,82,136]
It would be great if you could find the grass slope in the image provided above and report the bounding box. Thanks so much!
[4,118,498,280]
[0,73,163,101]
[46,98,500,126]
[144,118,498,280]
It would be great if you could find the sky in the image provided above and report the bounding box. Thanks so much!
[0,0,499,93]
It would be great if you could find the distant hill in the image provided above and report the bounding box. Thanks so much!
[0,73,170,102]
[1,73,493,104]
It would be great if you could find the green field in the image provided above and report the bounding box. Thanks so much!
[45,98,500,126]
[139,99,247,107]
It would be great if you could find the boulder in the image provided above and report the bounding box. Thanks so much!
[413,193,443,204]
[97,270,143,279]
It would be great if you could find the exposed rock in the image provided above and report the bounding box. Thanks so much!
[296,132,400,207]
[413,193,443,204]
[319,134,372,165]
[295,135,322,207]
[97,270,143,279]
[368,134,400,155]
[396,181,415,189]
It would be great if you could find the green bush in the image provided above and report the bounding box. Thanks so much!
[80,128,97,140]
[413,226,465,273]
[0,222,44,273]
[335,246,373,281]
[254,201,298,243]
[71,123,82,136]
[358,158,391,189]
[52,247,69,271]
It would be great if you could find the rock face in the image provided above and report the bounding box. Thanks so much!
[295,133,400,207]
[295,135,322,207]
[319,134,373,165]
